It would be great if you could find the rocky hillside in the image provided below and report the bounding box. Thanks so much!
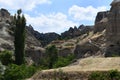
[0,8,44,64]
[27,24,93,47]
[94,11,109,33]
[1,3,120,79]
[0,8,98,65]
[28,1,120,80]
[29,3,112,80]
[27,25,60,47]
[0,8,108,64]
[61,25,93,39]
[48,29,106,59]
[46,11,107,58]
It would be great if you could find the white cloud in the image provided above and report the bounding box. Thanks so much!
[0,0,51,11]
[24,5,108,33]
[25,13,78,33]
[69,5,107,21]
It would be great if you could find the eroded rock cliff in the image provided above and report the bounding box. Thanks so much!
[0,8,44,64]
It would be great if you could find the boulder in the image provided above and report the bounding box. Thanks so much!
[74,43,99,59]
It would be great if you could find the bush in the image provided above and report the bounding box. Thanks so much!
[108,70,120,80]
[0,50,13,65]
[88,70,120,80]
[4,64,36,80]
[53,57,69,68]
[53,54,75,68]
[88,71,106,80]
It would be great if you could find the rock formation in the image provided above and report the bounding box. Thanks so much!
[61,25,93,39]
[0,8,13,23]
[27,25,60,47]
[0,8,44,64]
[74,43,100,59]
[94,11,108,33]
[106,0,120,56]
[95,11,108,24]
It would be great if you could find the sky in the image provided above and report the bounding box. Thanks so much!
[0,0,113,34]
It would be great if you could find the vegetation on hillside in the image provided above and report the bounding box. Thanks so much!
[0,50,37,80]
[0,50,13,65]
[88,70,120,80]
[46,45,58,69]
[39,45,75,69]
[3,64,36,80]
[53,54,75,68]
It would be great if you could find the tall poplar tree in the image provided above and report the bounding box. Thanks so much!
[14,9,26,65]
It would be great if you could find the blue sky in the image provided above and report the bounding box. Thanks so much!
[0,0,112,33]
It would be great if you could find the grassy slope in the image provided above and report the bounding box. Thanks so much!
[30,57,120,80]
[42,57,120,72]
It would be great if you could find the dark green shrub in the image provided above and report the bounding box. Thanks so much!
[53,54,75,68]
[88,71,104,80]
[53,57,68,68]
[0,50,13,65]
[4,64,36,80]
[88,70,120,80]
[108,70,120,80]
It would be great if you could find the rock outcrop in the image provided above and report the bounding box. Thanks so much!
[0,8,44,64]
[95,11,108,24]
[61,26,80,39]
[0,8,13,23]
[61,25,93,39]
[106,0,120,56]
[94,11,108,33]
[74,43,99,59]
[27,25,60,47]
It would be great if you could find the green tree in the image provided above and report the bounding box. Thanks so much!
[46,45,58,69]
[14,9,26,65]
